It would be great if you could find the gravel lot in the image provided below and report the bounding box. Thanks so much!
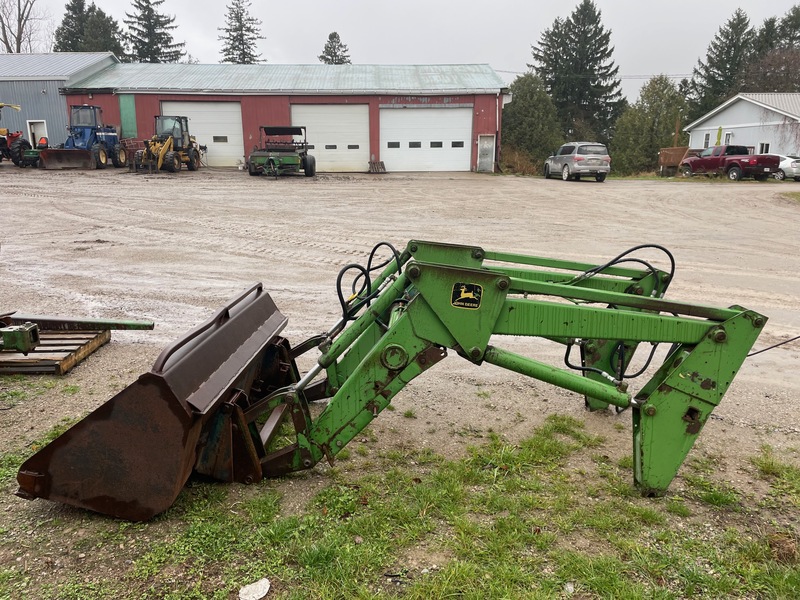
[2,164,799,499]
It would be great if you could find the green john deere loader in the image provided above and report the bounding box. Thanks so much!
[17,240,766,521]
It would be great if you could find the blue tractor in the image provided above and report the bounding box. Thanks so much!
[38,105,128,170]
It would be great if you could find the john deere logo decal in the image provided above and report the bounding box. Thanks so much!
[452,283,482,309]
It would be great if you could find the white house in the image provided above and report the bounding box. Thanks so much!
[684,93,800,155]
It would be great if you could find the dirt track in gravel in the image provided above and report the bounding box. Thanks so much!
[1,164,799,504]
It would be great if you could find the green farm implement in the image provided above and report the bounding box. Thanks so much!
[246,125,316,178]
[1,318,39,354]
[17,241,766,521]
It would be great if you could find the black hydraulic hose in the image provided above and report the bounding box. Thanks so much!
[568,244,676,295]
[564,245,677,380]
[368,241,402,276]
[564,342,606,377]
[351,242,402,297]
[337,241,403,322]
[604,258,661,296]
[336,264,371,322]
[614,341,660,379]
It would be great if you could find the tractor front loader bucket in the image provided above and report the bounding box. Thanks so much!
[38,148,95,170]
[16,284,294,521]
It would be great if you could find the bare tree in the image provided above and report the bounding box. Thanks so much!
[742,48,800,93]
[0,0,50,53]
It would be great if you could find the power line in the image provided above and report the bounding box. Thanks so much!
[494,69,692,80]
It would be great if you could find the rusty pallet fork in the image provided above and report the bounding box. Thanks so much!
[16,241,766,521]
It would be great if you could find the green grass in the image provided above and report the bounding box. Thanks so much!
[684,474,740,507]
[0,418,76,483]
[782,191,800,203]
[752,444,800,507]
[0,413,798,599]
[0,374,58,408]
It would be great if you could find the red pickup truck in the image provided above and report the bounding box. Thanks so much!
[680,145,780,181]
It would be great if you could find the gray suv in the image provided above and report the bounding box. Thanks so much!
[544,142,611,182]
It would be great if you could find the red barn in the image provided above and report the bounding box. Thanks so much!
[62,63,507,172]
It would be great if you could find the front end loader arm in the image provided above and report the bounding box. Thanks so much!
[17,241,766,520]
[264,247,763,497]
[156,136,173,170]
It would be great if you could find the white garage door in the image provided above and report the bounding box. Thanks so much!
[380,107,473,172]
[291,104,369,172]
[161,101,243,167]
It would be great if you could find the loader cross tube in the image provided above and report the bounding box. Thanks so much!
[16,240,767,521]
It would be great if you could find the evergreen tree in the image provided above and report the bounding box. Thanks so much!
[53,0,125,56]
[124,0,185,63]
[778,5,800,48]
[53,0,88,52]
[530,17,569,114]
[753,16,779,57]
[501,73,563,165]
[318,32,351,64]
[529,0,622,142]
[687,9,754,121]
[218,0,264,64]
[611,75,687,175]
[81,5,125,55]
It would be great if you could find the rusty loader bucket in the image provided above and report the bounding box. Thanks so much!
[16,284,297,521]
[38,148,96,170]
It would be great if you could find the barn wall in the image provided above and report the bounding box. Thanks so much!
[65,93,122,133]
[473,94,502,167]
[3,80,71,145]
[240,96,291,152]
[63,91,505,170]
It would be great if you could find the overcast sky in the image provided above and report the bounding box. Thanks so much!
[36,0,799,100]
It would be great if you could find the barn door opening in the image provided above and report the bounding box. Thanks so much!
[27,120,48,148]
[477,134,495,172]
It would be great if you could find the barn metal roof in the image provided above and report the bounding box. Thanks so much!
[64,63,506,95]
[0,52,119,81]
[685,93,800,130]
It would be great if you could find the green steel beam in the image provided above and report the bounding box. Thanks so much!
[484,249,657,279]
[483,346,631,408]
[493,298,716,344]
[632,309,766,493]
[509,277,739,321]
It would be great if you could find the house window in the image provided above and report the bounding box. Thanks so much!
[347,145,359,150]
[724,132,732,145]
[703,133,710,149]
[452,141,465,148]
[388,142,400,149]
[325,144,337,150]
[213,136,228,143]
[409,142,421,148]
[759,142,770,154]
[430,141,443,148]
